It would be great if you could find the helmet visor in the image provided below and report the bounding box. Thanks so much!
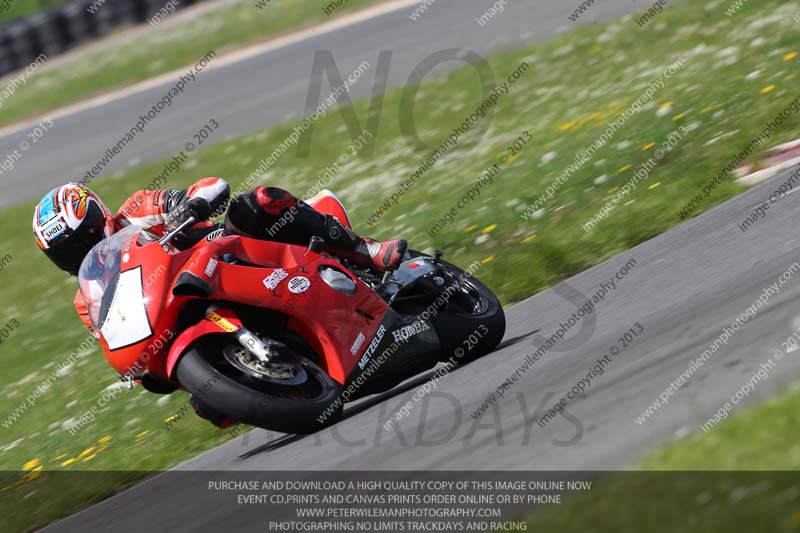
[43,228,105,276]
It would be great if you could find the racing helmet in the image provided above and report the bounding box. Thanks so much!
[32,183,115,276]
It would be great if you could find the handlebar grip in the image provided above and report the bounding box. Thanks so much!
[159,216,196,246]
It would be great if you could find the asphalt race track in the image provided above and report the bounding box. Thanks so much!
[25,0,800,530]
[1,0,658,208]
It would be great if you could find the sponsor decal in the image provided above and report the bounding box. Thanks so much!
[205,311,238,333]
[358,325,386,370]
[204,258,218,277]
[44,221,66,240]
[288,276,311,294]
[205,228,225,242]
[433,276,445,286]
[392,321,431,343]
[350,332,366,355]
[262,268,289,291]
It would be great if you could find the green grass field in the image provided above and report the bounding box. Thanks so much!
[0,0,70,25]
[2,0,800,530]
[0,0,380,126]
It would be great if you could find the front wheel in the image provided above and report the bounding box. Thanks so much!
[175,336,343,434]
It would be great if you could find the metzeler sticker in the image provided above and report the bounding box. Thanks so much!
[358,325,386,370]
[263,269,289,290]
[288,276,311,294]
[392,321,431,343]
[204,258,218,277]
[350,332,366,355]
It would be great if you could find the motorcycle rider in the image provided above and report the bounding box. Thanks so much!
[32,178,407,426]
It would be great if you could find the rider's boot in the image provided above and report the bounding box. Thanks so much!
[318,214,407,272]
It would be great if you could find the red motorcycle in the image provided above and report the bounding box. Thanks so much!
[78,192,505,434]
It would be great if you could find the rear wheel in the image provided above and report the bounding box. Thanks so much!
[410,251,506,362]
[175,336,343,434]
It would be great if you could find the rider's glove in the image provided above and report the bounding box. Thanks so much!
[165,197,211,235]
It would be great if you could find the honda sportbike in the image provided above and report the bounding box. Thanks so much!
[78,192,505,433]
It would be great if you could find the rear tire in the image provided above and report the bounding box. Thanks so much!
[175,340,343,434]
[409,251,506,362]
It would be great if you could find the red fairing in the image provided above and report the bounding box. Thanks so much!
[165,308,243,379]
[85,228,389,387]
[307,189,352,229]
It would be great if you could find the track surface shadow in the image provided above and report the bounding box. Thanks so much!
[235,330,539,460]
[238,369,443,459]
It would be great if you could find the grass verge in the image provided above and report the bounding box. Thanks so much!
[0,0,70,25]
[1,0,800,529]
[524,381,800,532]
[0,0,380,126]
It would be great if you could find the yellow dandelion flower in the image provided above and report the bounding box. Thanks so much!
[558,120,577,132]
[135,431,149,440]
[52,453,68,462]
[521,235,537,244]
[761,85,776,94]
[673,113,685,121]
[701,106,714,114]
[465,225,478,232]
[82,453,98,463]
[648,182,662,190]
[481,256,495,264]
[61,458,77,467]
[618,165,631,173]
[659,101,673,109]
[642,143,655,151]
[22,459,40,470]
[78,447,96,459]
[785,74,796,81]
[608,186,620,193]
[22,468,43,482]
[98,436,112,445]
[482,224,497,234]
[784,52,798,61]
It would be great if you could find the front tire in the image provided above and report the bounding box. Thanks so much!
[175,338,343,434]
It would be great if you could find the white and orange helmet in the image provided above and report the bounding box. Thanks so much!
[33,183,115,275]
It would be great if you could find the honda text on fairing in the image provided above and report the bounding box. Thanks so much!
[77,192,506,433]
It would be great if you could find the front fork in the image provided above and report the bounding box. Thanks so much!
[204,306,281,364]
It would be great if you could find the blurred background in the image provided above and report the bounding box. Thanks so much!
[0,0,212,76]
